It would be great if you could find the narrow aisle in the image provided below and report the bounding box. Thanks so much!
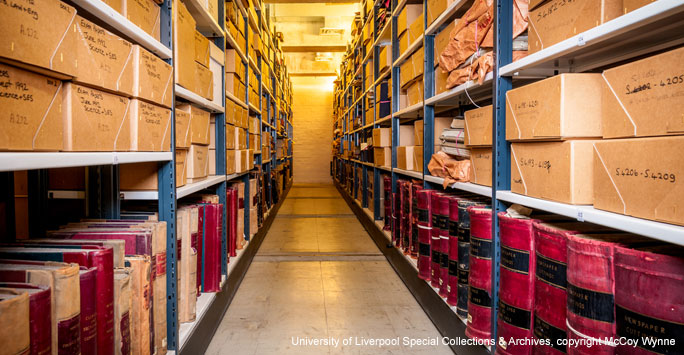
[206,184,453,354]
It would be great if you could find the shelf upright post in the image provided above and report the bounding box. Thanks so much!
[27,169,49,238]
[243,7,251,241]
[422,2,434,188]
[214,0,228,277]
[491,0,514,342]
[156,0,179,350]
[390,0,400,197]
[372,2,382,221]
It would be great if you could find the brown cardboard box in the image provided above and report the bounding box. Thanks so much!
[511,140,598,204]
[0,0,78,77]
[374,147,391,167]
[397,4,423,36]
[226,150,236,175]
[177,104,211,145]
[623,0,656,13]
[399,125,415,146]
[434,25,453,66]
[225,50,243,79]
[529,0,548,10]
[414,117,452,146]
[226,125,236,149]
[176,149,187,187]
[126,0,161,40]
[407,14,424,46]
[398,32,410,57]
[72,16,135,96]
[235,150,249,172]
[175,109,191,149]
[373,128,391,147]
[194,31,211,68]
[593,136,684,225]
[133,45,173,108]
[119,162,159,190]
[506,74,603,141]
[174,0,196,92]
[238,128,247,149]
[601,46,684,138]
[413,146,424,172]
[413,47,425,78]
[225,101,236,125]
[194,62,214,100]
[470,148,493,186]
[397,146,420,171]
[400,59,415,88]
[129,99,172,151]
[0,63,63,151]
[529,0,622,54]
[209,148,216,175]
[187,144,209,180]
[406,78,424,106]
[248,149,255,170]
[209,121,216,149]
[63,83,131,151]
[379,45,392,73]
[465,105,493,147]
[435,65,449,94]
[226,73,240,96]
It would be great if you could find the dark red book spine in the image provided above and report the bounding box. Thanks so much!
[430,192,443,288]
[78,267,98,355]
[120,309,131,355]
[614,246,684,355]
[447,196,460,306]
[416,189,432,281]
[383,176,391,231]
[466,207,493,341]
[392,192,400,245]
[201,204,221,292]
[401,181,410,253]
[437,195,450,298]
[456,200,480,318]
[0,283,52,355]
[228,189,238,257]
[411,183,421,257]
[496,213,536,355]
[533,223,569,355]
[398,181,406,250]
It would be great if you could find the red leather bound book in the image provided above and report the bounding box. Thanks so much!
[0,260,81,355]
[496,213,538,355]
[49,229,153,257]
[228,189,238,258]
[437,194,451,298]
[383,176,392,231]
[0,282,52,355]
[456,199,482,318]
[466,207,493,341]
[430,192,444,288]
[614,245,684,355]
[0,247,114,355]
[196,204,205,293]
[533,222,610,355]
[78,267,98,355]
[199,203,222,292]
[416,189,433,281]
[411,183,421,257]
[400,181,409,252]
[392,192,400,246]
[566,233,652,355]
[447,196,461,306]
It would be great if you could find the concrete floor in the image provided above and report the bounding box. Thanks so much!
[206,184,453,354]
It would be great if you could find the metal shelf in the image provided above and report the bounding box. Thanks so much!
[426,0,470,35]
[121,175,225,200]
[183,0,225,37]
[262,159,271,164]
[248,102,262,115]
[423,175,493,197]
[393,168,422,179]
[0,152,172,172]
[71,0,172,59]
[226,91,248,109]
[248,11,259,32]
[226,172,249,181]
[425,72,493,107]
[496,191,684,246]
[391,0,407,17]
[500,0,684,77]
[394,102,423,119]
[249,56,261,75]
[226,32,248,63]
[176,85,225,113]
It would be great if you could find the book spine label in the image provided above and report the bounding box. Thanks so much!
[57,315,81,355]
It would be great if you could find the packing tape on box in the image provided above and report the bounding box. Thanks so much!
[510,146,528,195]
[113,101,132,151]
[601,72,638,136]
[506,93,523,140]
[592,143,627,214]
[49,12,77,68]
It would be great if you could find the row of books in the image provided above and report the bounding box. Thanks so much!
[387,177,684,355]
[0,189,245,355]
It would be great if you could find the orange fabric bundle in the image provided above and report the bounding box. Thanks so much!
[428,151,472,188]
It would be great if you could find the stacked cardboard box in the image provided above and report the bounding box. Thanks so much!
[395,126,417,171]
[412,117,452,173]
[175,0,214,100]
[464,106,493,186]
[372,128,391,168]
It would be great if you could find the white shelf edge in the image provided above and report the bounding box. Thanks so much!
[425,72,493,106]
[395,102,423,118]
[226,172,248,181]
[177,175,225,198]
[226,32,248,63]
[496,191,684,245]
[392,0,408,18]
[0,152,172,172]
[423,175,493,197]
[226,91,248,109]
[426,0,469,35]
[176,85,225,113]
[248,102,262,115]
[183,0,225,37]
[71,0,172,59]
[500,0,684,76]
[393,168,423,179]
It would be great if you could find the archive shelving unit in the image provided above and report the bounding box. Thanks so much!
[332,0,684,352]
[0,0,293,354]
